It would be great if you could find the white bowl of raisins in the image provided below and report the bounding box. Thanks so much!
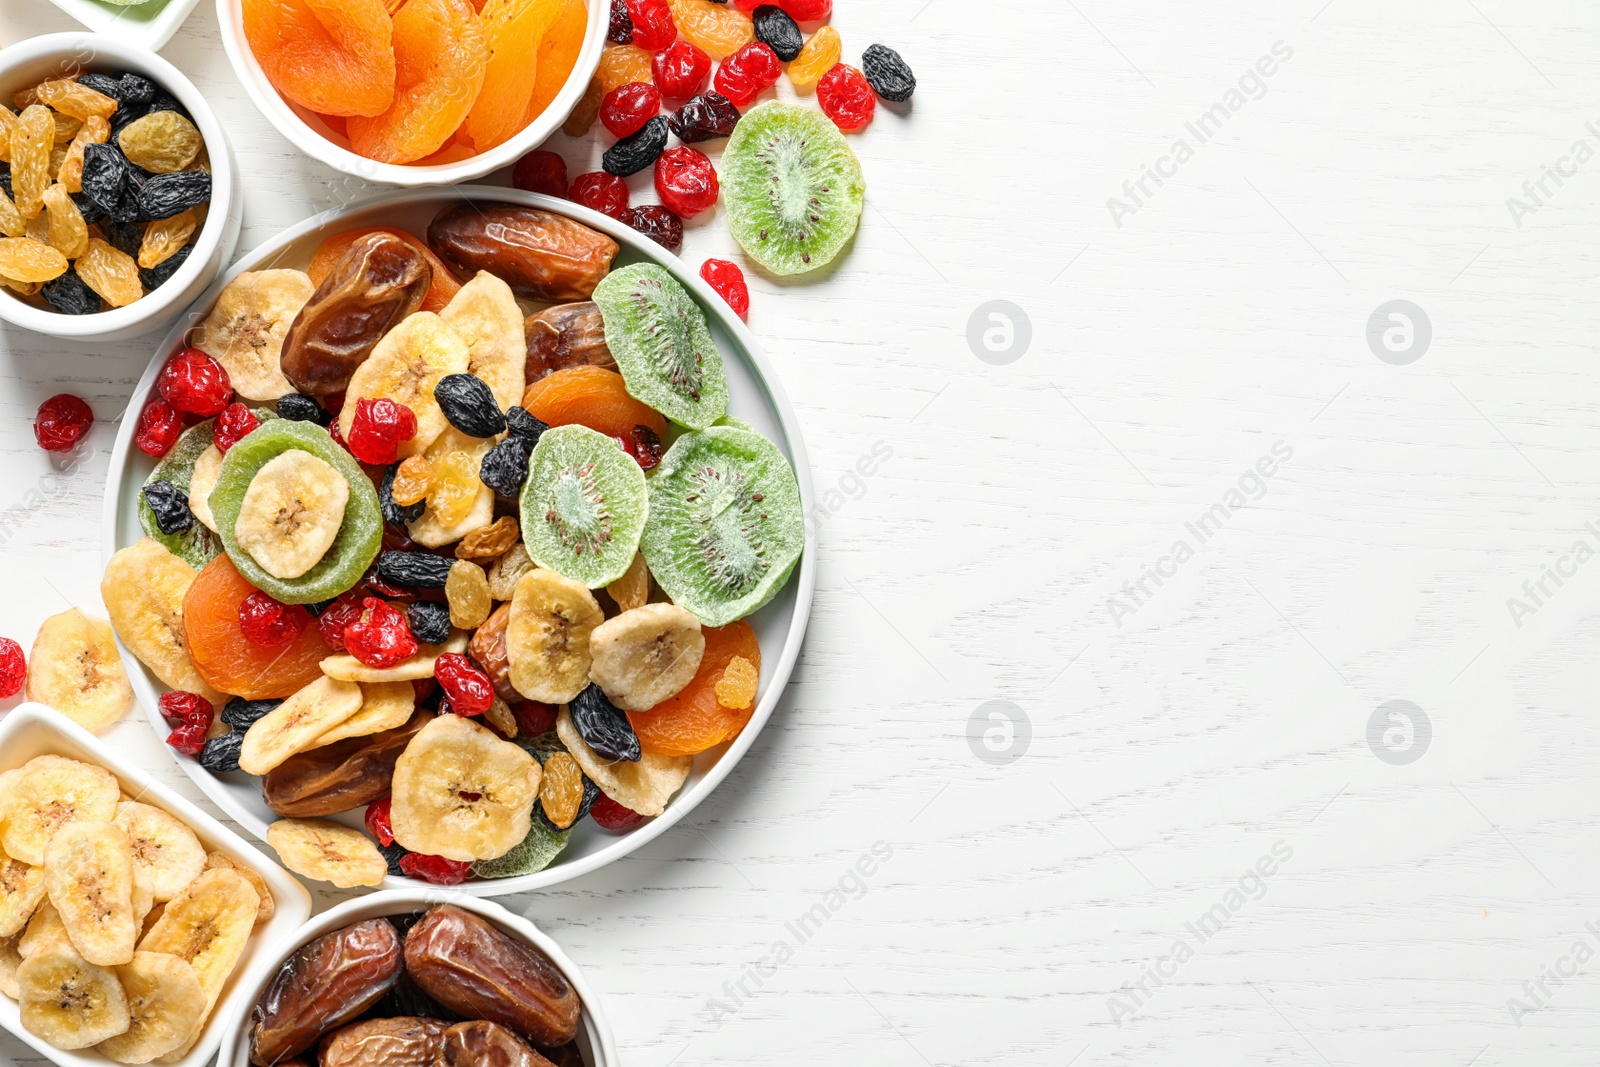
[0,33,240,341]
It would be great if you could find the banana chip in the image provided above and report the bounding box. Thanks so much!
[265,818,387,888]
[113,802,207,904]
[390,714,541,862]
[202,851,274,926]
[44,819,137,967]
[319,629,469,682]
[25,608,133,734]
[507,569,604,704]
[1,754,119,866]
[233,449,351,581]
[239,675,364,775]
[338,311,470,460]
[0,932,21,999]
[138,868,258,1014]
[97,951,208,1065]
[20,901,70,959]
[587,603,704,710]
[102,538,224,706]
[438,271,526,411]
[17,945,130,1050]
[557,705,692,817]
[0,845,45,937]
[310,680,415,748]
[193,269,314,402]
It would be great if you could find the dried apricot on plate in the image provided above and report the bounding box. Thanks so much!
[628,621,760,755]
[462,0,563,152]
[307,227,463,312]
[527,0,589,121]
[243,0,397,118]
[348,0,489,164]
[520,365,667,440]
[184,555,335,699]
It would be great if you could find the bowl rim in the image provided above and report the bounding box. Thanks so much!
[0,703,315,1067]
[101,184,817,896]
[212,891,619,1067]
[0,32,237,339]
[213,0,607,187]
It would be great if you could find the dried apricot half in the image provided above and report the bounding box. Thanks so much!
[348,0,489,164]
[526,0,589,121]
[244,0,397,118]
[461,0,563,152]
[629,621,761,755]
[183,555,334,699]
[520,365,668,440]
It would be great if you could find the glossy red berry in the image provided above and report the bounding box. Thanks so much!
[34,394,93,453]
[513,701,558,736]
[214,402,261,454]
[157,348,232,417]
[348,398,417,465]
[365,797,396,846]
[412,677,438,703]
[134,398,182,458]
[713,41,781,107]
[654,146,719,218]
[817,63,875,131]
[239,590,310,647]
[628,424,663,469]
[600,81,662,138]
[621,205,683,252]
[734,0,826,15]
[0,637,25,699]
[626,0,676,50]
[399,852,472,885]
[699,259,749,319]
[344,598,418,669]
[512,150,569,198]
[435,652,494,716]
[570,171,630,220]
[652,39,711,99]
[159,691,214,757]
[317,593,365,653]
[591,794,646,830]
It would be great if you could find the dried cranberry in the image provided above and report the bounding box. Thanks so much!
[412,677,438,703]
[607,0,633,42]
[652,40,711,99]
[214,401,261,454]
[0,637,25,698]
[317,593,367,653]
[699,259,749,319]
[775,0,828,18]
[348,398,417,465]
[435,653,494,716]
[713,41,781,107]
[591,794,646,830]
[817,63,875,131]
[512,150,569,198]
[365,797,396,847]
[344,598,418,669]
[157,348,232,417]
[239,590,310,647]
[570,171,630,220]
[166,723,208,757]
[626,0,675,50]
[34,394,93,453]
[620,205,683,252]
[667,92,741,142]
[159,691,214,758]
[654,146,719,218]
[327,417,352,454]
[628,424,663,469]
[600,81,662,138]
[134,398,182,458]
[399,852,472,885]
[513,701,558,736]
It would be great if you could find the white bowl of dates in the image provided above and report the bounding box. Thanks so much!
[101,186,815,896]
[0,33,240,341]
[0,703,314,1067]
[216,0,606,187]
[217,893,615,1067]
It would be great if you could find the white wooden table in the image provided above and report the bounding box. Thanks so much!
[6,0,1600,1063]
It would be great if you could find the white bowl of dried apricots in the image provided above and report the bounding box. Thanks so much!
[0,34,240,341]
[217,0,607,187]
[101,186,814,897]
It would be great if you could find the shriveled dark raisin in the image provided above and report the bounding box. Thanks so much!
[0,164,11,198]
[379,841,410,876]
[620,205,682,253]
[602,116,669,177]
[42,269,101,316]
[666,92,740,143]
[71,191,105,225]
[146,88,187,116]
[221,697,282,729]
[434,373,507,437]
[377,551,454,589]
[305,598,333,618]
[75,73,125,100]
[752,6,802,60]
[380,462,426,525]
[141,480,193,534]
[136,169,210,220]
[81,142,130,216]
[478,437,530,501]
[199,730,243,774]
[276,392,334,426]
[607,0,633,43]
[407,600,451,645]
[101,216,143,258]
[862,44,916,102]
[570,684,641,762]
[139,240,192,290]
[120,73,159,104]
[505,406,548,448]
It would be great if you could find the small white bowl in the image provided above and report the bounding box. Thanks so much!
[38,0,205,54]
[0,704,313,1067]
[216,0,607,188]
[0,34,241,341]
[215,892,618,1067]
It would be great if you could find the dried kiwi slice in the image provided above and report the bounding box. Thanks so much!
[470,820,571,878]
[208,420,383,604]
[593,263,728,429]
[640,425,803,627]
[721,102,865,276]
[519,424,648,588]
[137,407,278,568]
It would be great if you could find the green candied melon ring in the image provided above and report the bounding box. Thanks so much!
[640,425,803,627]
[592,263,729,430]
[519,424,648,589]
[207,420,383,605]
[138,418,220,569]
[471,819,572,879]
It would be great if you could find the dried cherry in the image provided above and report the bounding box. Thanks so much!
[34,393,93,452]
[0,637,25,699]
[654,145,719,217]
[817,63,875,131]
[344,597,419,669]
[713,40,781,106]
[600,82,662,138]
[620,205,683,252]
[512,150,569,198]
[158,347,232,416]
[399,853,473,885]
[214,401,261,453]
[666,91,740,142]
[364,797,395,846]
[134,397,181,457]
[239,590,310,647]
[651,40,711,100]
[626,0,676,50]
[591,794,646,830]
[435,652,494,716]
[568,172,629,220]
[699,258,749,319]
[348,397,419,465]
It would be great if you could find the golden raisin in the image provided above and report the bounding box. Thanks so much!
[446,559,491,630]
[76,237,141,307]
[35,79,117,120]
[57,114,109,192]
[714,655,758,710]
[11,105,54,218]
[455,515,519,561]
[41,185,86,260]
[561,76,602,137]
[788,25,841,92]
[482,696,518,739]
[51,112,81,145]
[0,187,21,239]
[2,277,41,296]
[0,105,15,162]
[596,45,654,94]
[0,237,67,283]
[118,111,203,174]
[485,543,533,601]
[138,209,197,269]
[11,86,38,111]
[428,450,481,527]
[539,751,584,829]
[606,553,650,612]
[390,454,435,507]
[666,0,753,60]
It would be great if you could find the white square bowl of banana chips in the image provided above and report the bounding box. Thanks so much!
[0,704,312,1067]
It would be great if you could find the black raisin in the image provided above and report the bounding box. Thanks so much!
[141,480,193,535]
[434,373,507,437]
[109,102,150,142]
[407,601,451,645]
[139,240,193,290]
[478,437,530,501]
[505,406,548,448]
[862,44,916,102]
[376,551,454,589]
[136,170,211,220]
[379,840,410,877]
[607,0,633,43]
[621,205,682,253]
[101,217,142,258]
[221,697,282,729]
[76,73,125,100]
[667,93,740,143]
[276,392,334,426]
[81,142,130,216]
[41,269,102,316]
[198,730,244,774]
[71,191,106,226]
[570,684,641,762]
[118,73,159,105]
[146,88,187,117]
[0,164,11,198]
[380,462,426,526]
[752,6,802,60]
[602,116,669,177]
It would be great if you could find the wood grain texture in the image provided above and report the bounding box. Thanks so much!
[5,0,1600,1063]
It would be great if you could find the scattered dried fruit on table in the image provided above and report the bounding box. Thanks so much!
[699,258,749,318]
[602,114,668,177]
[715,40,782,107]
[512,149,568,197]
[786,23,840,91]
[569,171,629,219]
[0,636,25,698]
[596,44,655,94]
[33,392,92,453]
[654,144,720,217]
[817,62,875,130]
[600,81,662,138]
[862,42,916,101]
[667,90,740,142]
[668,0,754,58]
[620,204,683,251]
[752,4,802,59]
[25,608,132,735]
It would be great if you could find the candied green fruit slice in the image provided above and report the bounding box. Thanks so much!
[593,263,728,430]
[519,424,647,589]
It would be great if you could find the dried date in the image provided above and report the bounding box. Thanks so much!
[437,1021,557,1067]
[523,302,615,383]
[317,1017,449,1067]
[426,204,617,303]
[262,710,430,818]
[468,603,518,703]
[249,918,402,1066]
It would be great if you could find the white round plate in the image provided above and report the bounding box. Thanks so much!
[102,186,815,895]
